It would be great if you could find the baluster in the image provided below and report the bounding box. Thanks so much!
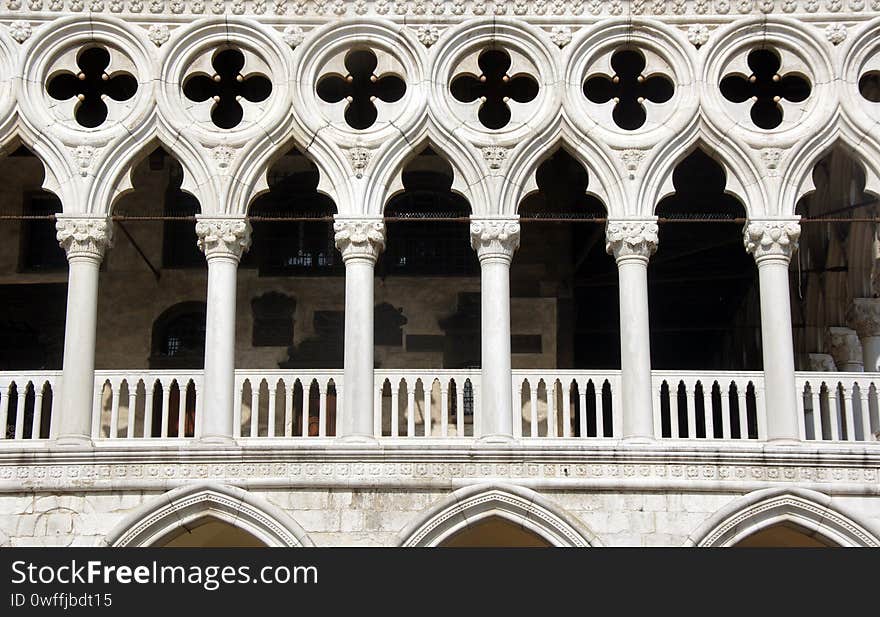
[456,381,465,438]
[795,381,806,441]
[809,385,821,441]
[578,380,588,438]
[0,383,10,440]
[108,380,120,439]
[407,381,416,438]
[249,381,259,438]
[233,379,244,439]
[32,383,45,440]
[860,384,871,442]
[423,379,432,437]
[755,386,767,440]
[842,384,856,442]
[652,379,662,439]
[391,380,400,438]
[92,381,103,439]
[701,383,713,439]
[440,382,449,438]
[513,381,522,440]
[529,380,538,438]
[374,379,382,438]
[737,385,748,440]
[319,383,328,437]
[685,380,696,439]
[562,381,572,438]
[547,382,557,438]
[267,381,278,438]
[177,381,186,438]
[144,384,155,439]
[828,385,841,441]
[720,383,731,440]
[301,381,309,438]
[13,383,27,440]
[126,381,136,439]
[670,382,680,439]
[595,381,605,438]
[284,381,293,438]
[160,383,171,438]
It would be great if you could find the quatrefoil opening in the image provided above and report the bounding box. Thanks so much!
[859,71,880,103]
[46,46,137,129]
[450,49,539,130]
[719,48,811,130]
[316,49,406,130]
[582,49,674,131]
[182,48,272,130]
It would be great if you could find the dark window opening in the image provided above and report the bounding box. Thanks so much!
[247,150,339,276]
[251,292,296,347]
[859,71,880,103]
[150,302,206,369]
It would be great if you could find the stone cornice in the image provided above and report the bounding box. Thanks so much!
[0,3,876,22]
[743,218,801,263]
[333,217,385,262]
[195,215,252,261]
[605,218,658,261]
[470,217,520,263]
[0,442,878,493]
[55,214,113,261]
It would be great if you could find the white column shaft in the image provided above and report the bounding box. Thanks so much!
[479,256,513,439]
[342,257,376,438]
[201,255,239,440]
[617,256,654,438]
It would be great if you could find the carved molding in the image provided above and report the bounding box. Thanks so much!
[847,298,880,339]
[470,218,520,263]
[195,216,252,260]
[55,215,113,261]
[743,219,800,263]
[605,219,659,261]
[333,217,386,262]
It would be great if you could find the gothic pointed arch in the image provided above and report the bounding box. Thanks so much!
[103,482,314,547]
[398,483,599,547]
[687,487,880,547]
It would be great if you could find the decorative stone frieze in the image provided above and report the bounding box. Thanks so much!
[847,298,880,339]
[808,353,837,372]
[605,219,659,261]
[333,218,386,262]
[470,218,520,263]
[55,215,113,261]
[826,326,863,371]
[195,217,252,261]
[743,220,801,262]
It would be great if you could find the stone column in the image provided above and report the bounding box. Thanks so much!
[744,219,801,441]
[470,217,520,442]
[54,215,113,446]
[827,326,864,372]
[606,219,658,440]
[196,216,251,444]
[847,298,880,372]
[334,217,385,441]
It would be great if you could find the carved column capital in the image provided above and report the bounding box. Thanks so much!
[195,216,252,262]
[827,326,863,370]
[605,219,659,262]
[808,353,837,372]
[743,218,800,263]
[847,298,880,339]
[55,215,113,261]
[470,217,520,264]
[333,217,386,263]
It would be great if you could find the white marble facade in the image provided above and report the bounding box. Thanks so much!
[1,1,880,546]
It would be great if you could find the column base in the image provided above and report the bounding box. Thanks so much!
[193,434,238,447]
[477,433,517,446]
[764,437,802,447]
[621,435,655,445]
[53,434,93,448]
[337,434,379,446]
